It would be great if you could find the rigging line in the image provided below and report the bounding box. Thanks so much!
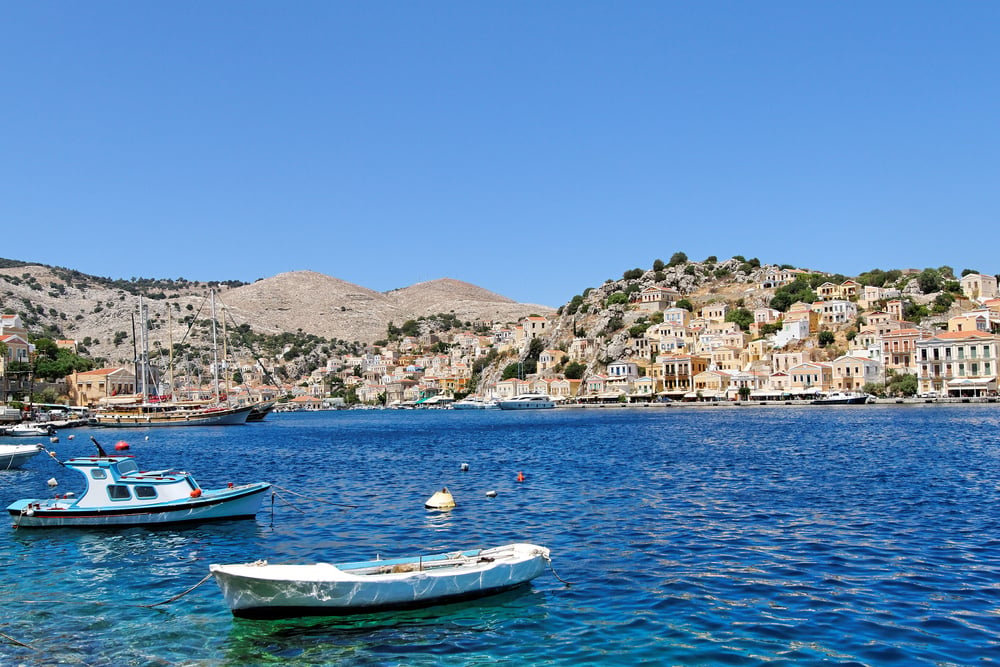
[214,292,280,388]
[174,294,210,348]
[138,573,214,608]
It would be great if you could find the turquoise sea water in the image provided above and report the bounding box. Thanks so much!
[2,405,1000,666]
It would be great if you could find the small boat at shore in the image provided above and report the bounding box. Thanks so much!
[451,395,498,410]
[210,542,551,619]
[2,423,55,437]
[811,391,870,405]
[497,394,555,410]
[7,438,270,528]
[0,444,44,470]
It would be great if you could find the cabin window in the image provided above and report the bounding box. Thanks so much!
[135,486,157,499]
[118,460,138,474]
[91,469,107,480]
[108,485,131,500]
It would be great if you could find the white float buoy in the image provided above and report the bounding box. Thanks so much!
[47,478,58,488]
[485,490,497,498]
[460,463,469,472]
[425,487,456,510]
[67,434,75,440]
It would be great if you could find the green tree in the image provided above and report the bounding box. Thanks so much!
[566,294,585,315]
[606,292,628,306]
[818,330,835,347]
[652,258,665,272]
[564,361,586,379]
[917,269,943,294]
[933,292,955,313]
[675,298,694,312]
[34,348,94,381]
[771,277,817,312]
[738,386,751,400]
[668,251,688,267]
[725,308,753,331]
[886,372,918,397]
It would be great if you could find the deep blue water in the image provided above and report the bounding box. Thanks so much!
[2,405,1000,666]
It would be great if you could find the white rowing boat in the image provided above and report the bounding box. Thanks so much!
[210,542,551,619]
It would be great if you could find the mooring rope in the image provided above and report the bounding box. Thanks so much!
[270,484,358,508]
[139,573,214,608]
[546,558,573,587]
[0,629,35,650]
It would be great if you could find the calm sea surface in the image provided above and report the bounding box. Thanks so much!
[2,405,1000,666]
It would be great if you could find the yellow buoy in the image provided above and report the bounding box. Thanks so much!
[424,487,456,510]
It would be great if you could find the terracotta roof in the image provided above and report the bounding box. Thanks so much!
[933,330,995,340]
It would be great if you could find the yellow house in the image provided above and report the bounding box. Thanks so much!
[68,368,137,407]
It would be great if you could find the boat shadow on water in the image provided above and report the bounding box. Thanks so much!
[220,586,549,663]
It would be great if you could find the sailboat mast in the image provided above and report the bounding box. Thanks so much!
[138,295,150,399]
[221,302,231,400]
[211,290,220,402]
[168,306,175,401]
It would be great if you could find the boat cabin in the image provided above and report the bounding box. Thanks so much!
[63,456,201,508]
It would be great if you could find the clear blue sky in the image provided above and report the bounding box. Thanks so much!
[2,2,998,307]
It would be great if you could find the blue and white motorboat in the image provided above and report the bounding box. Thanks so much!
[7,439,270,528]
[497,394,555,410]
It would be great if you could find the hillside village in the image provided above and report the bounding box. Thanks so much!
[2,255,1000,410]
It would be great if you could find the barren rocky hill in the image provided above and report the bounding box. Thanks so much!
[0,263,554,362]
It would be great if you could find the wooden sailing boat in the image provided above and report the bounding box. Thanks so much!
[91,294,253,427]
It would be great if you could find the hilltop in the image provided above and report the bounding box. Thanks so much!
[0,262,553,367]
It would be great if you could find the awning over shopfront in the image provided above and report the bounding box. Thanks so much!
[946,377,996,395]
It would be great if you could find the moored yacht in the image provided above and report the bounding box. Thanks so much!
[811,391,870,405]
[497,393,555,410]
[451,396,498,410]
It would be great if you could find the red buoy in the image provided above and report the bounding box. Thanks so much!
[517,471,525,482]
[114,441,130,451]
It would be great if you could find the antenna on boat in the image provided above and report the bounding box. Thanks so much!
[90,435,109,458]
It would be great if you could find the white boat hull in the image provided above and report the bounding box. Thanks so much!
[0,444,44,470]
[4,426,52,437]
[497,395,555,410]
[8,483,270,528]
[211,543,550,619]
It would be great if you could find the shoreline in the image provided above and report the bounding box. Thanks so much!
[554,396,999,408]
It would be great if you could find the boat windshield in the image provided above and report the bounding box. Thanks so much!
[117,459,139,474]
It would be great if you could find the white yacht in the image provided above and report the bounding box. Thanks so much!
[451,396,498,410]
[497,394,555,410]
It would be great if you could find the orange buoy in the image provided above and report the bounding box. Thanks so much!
[114,441,130,451]
[190,489,202,498]
[517,471,525,482]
